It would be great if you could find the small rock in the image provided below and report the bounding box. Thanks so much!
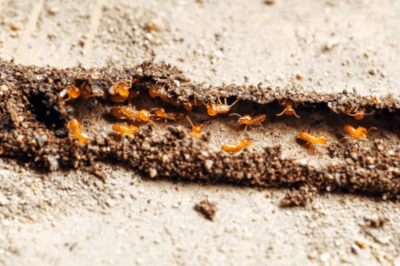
[149,168,157,178]
[264,0,275,4]
[320,253,330,262]
[225,227,234,233]
[105,199,115,207]
[369,68,377,75]
[48,7,59,15]
[308,251,317,259]
[205,160,214,171]
[194,199,217,221]
[351,244,359,255]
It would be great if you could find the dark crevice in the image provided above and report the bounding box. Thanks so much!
[27,92,65,131]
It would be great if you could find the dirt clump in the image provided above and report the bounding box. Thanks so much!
[194,199,217,221]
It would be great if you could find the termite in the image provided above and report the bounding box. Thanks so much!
[66,118,89,143]
[109,78,139,97]
[64,85,81,102]
[276,100,300,118]
[206,97,239,116]
[299,132,328,152]
[151,107,185,123]
[183,98,203,111]
[346,107,375,120]
[149,85,170,103]
[229,113,267,131]
[112,124,139,135]
[221,139,252,153]
[186,116,208,139]
[110,106,151,122]
[340,125,377,141]
[111,90,140,103]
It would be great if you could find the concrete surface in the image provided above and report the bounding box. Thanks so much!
[1,0,400,265]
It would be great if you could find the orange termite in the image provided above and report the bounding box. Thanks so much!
[79,82,92,100]
[66,118,89,143]
[206,97,239,116]
[109,78,138,97]
[299,132,328,151]
[111,90,140,103]
[341,125,377,141]
[221,139,252,153]
[346,107,375,120]
[186,116,208,139]
[276,100,300,118]
[64,85,81,101]
[183,98,203,111]
[112,124,139,135]
[149,85,170,103]
[110,106,152,122]
[229,113,267,131]
[151,107,185,122]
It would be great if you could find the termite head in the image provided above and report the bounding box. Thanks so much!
[318,135,329,144]
[118,84,130,98]
[192,124,202,134]
[240,138,252,148]
[151,107,166,117]
[67,86,80,99]
[139,110,151,122]
[206,101,218,116]
[230,113,252,125]
[149,85,160,98]
[183,101,193,111]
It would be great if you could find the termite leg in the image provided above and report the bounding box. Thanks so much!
[365,110,376,116]
[230,98,239,107]
[337,136,350,143]
[276,109,286,117]
[186,116,195,127]
[293,109,301,119]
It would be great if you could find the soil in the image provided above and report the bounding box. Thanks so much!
[1,0,400,265]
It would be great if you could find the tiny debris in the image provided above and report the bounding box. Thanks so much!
[364,214,387,227]
[194,199,217,221]
[48,7,59,15]
[10,24,20,31]
[369,68,377,75]
[308,251,317,260]
[264,0,275,4]
[320,253,330,262]
[351,244,360,255]
[355,240,369,249]
[280,190,312,207]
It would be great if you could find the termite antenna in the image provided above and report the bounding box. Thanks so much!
[337,137,350,143]
[229,98,239,107]
[365,110,376,116]
[229,113,243,118]
[149,120,164,131]
[186,116,194,127]
[276,109,286,117]
[292,109,301,119]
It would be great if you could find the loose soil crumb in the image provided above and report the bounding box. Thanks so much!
[194,199,217,221]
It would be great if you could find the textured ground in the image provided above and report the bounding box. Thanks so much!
[1,0,400,265]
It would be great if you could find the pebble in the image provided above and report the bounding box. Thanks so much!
[351,244,360,255]
[224,227,234,233]
[105,199,115,207]
[320,253,330,262]
[205,160,214,171]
